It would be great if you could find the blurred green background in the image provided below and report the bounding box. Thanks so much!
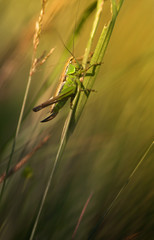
[0,0,154,239]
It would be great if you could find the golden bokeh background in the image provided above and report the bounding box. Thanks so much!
[0,0,154,239]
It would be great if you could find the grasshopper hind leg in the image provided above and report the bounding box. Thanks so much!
[41,112,58,122]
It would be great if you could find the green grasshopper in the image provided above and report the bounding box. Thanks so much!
[33,54,99,122]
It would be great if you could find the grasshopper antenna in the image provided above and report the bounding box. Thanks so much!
[73,0,80,56]
[56,30,82,68]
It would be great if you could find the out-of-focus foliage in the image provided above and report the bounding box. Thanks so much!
[0,0,153,239]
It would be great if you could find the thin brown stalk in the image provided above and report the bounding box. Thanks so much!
[0,0,54,201]
[72,192,93,239]
[124,232,139,240]
[0,135,50,184]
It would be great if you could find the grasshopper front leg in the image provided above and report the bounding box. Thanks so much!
[76,62,101,94]
[84,62,102,76]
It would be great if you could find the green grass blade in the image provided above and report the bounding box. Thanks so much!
[87,140,154,239]
[82,0,104,68]
[69,0,122,130]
